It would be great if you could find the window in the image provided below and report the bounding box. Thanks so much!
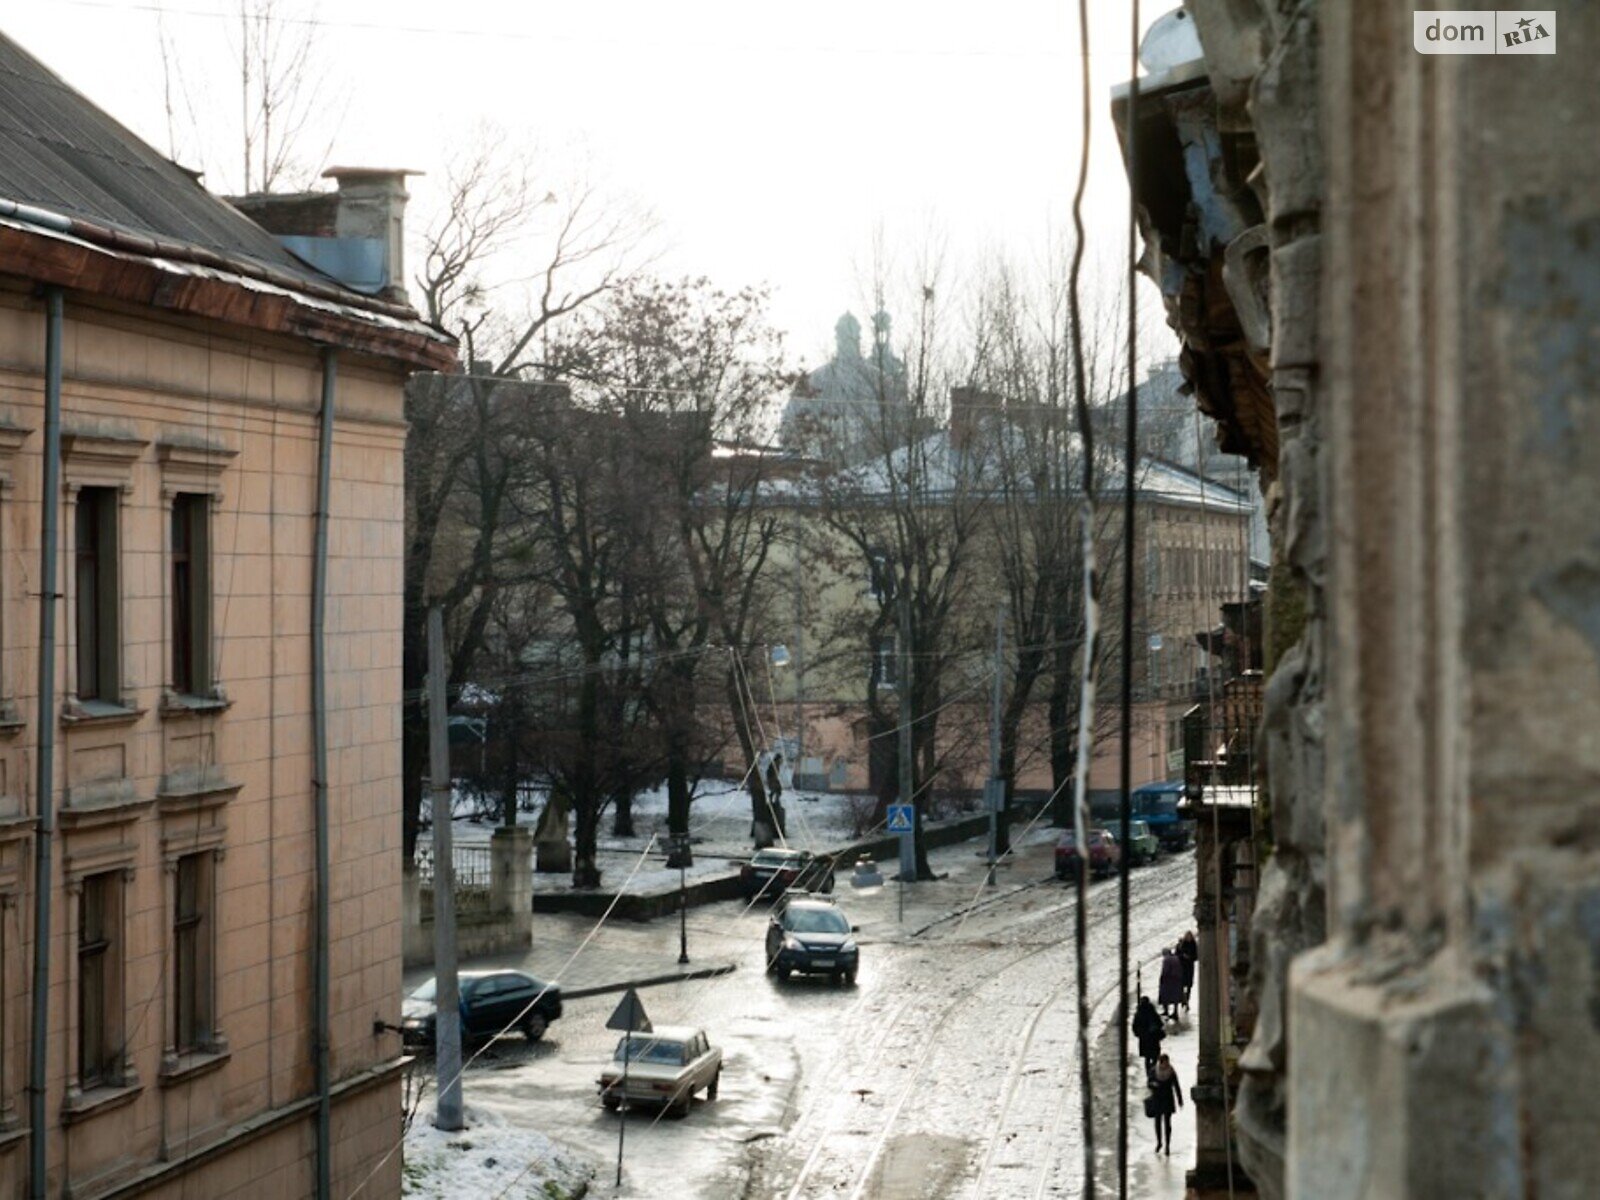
[867,548,894,602]
[171,495,211,696]
[79,872,124,1088]
[173,853,213,1054]
[74,487,120,704]
[873,636,898,688]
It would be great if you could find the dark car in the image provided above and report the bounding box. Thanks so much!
[740,847,835,900]
[401,969,563,1046]
[1055,828,1122,881]
[765,897,859,984]
[1131,782,1193,851]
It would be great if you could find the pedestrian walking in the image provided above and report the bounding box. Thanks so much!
[1146,1053,1184,1155]
[1177,930,1198,1011]
[1158,946,1185,1020]
[1132,995,1165,1081]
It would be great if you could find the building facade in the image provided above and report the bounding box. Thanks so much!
[0,32,452,1198]
[1118,4,1600,1197]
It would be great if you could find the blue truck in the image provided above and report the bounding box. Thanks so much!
[1130,781,1193,851]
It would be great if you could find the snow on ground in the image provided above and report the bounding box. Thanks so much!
[402,1105,593,1199]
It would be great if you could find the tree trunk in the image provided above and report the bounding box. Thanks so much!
[1049,655,1075,828]
[572,642,604,888]
[611,788,635,837]
[728,668,778,846]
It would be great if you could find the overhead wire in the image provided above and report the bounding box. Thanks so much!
[1066,0,1099,1191]
[1117,0,1141,1192]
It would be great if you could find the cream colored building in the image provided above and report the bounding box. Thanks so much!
[764,447,1254,800]
[0,32,452,1199]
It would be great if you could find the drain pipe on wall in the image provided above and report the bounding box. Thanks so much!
[28,287,64,1200]
[312,348,337,1199]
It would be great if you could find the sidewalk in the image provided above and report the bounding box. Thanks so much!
[1126,998,1201,1198]
[400,909,739,1001]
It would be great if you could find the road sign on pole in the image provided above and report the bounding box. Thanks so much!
[886,804,914,833]
[607,989,652,1186]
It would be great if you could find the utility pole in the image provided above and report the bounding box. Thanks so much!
[897,587,915,896]
[427,607,464,1132]
[986,604,1005,886]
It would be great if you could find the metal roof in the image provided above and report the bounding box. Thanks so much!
[0,29,344,297]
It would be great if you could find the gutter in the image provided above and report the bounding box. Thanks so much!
[311,351,337,1198]
[26,287,63,1200]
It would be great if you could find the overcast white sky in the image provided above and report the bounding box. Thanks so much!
[7,0,1177,369]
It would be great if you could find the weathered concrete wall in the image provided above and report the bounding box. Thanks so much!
[1286,3,1600,1196]
[1131,2,1600,1195]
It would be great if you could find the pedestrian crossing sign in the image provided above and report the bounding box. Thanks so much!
[887,804,914,834]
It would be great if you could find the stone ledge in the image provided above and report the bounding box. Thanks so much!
[1287,948,1515,1200]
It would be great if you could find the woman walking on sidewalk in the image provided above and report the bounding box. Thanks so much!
[1177,930,1198,1011]
[1132,995,1165,1081]
[1147,1053,1184,1155]
[1158,947,1185,1020]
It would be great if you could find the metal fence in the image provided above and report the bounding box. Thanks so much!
[415,842,495,919]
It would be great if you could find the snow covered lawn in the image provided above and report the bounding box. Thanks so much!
[402,1106,592,1199]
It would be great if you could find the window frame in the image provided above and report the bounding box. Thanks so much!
[73,486,120,706]
[77,871,125,1090]
[169,494,212,698]
[172,852,214,1055]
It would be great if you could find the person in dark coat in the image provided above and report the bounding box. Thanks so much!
[1147,1053,1183,1154]
[1158,947,1185,1020]
[1177,930,1199,1010]
[1132,995,1165,1080]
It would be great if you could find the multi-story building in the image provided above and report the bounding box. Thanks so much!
[761,409,1256,802]
[0,32,452,1199]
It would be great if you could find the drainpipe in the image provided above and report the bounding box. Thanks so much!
[312,349,336,1198]
[28,287,64,1199]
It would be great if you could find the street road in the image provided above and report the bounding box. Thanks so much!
[433,830,1198,1198]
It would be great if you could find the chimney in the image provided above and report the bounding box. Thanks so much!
[227,167,418,303]
[321,167,418,303]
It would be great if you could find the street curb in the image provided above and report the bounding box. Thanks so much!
[561,961,738,1000]
[529,800,1051,921]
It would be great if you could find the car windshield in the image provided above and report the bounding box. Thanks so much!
[614,1037,686,1066]
[752,851,800,868]
[408,979,436,1002]
[1130,822,1150,837]
[785,907,849,934]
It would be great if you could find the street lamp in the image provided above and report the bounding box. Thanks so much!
[674,833,691,965]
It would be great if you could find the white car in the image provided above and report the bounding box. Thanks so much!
[597,1025,722,1116]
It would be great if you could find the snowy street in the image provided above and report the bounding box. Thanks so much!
[401,828,1200,1199]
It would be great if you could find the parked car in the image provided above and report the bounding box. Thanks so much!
[401,970,562,1047]
[740,847,835,900]
[598,1025,722,1116]
[1124,819,1160,866]
[1130,781,1193,851]
[765,896,860,984]
[1055,828,1122,881]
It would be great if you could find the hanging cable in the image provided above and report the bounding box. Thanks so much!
[1066,0,1099,1191]
[1117,1,1142,1193]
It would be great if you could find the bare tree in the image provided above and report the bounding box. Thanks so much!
[400,139,652,862]
[547,277,790,859]
[811,268,993,880]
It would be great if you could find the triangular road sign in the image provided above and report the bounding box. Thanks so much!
[606,987,653,1034]
[887,804,914,834]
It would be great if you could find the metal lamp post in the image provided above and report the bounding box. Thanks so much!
[676,834,690,964]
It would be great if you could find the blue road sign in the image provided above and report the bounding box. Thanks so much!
[887,804,914,834]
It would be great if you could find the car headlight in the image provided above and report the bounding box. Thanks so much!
[783,936,802,951]
[841,941,858,955]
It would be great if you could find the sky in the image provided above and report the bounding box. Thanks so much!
[5,0,1178,371]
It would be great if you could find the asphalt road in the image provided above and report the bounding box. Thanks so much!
[432,830,1198,1199]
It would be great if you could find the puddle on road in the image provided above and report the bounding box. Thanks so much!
[867,1132,975,1198]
